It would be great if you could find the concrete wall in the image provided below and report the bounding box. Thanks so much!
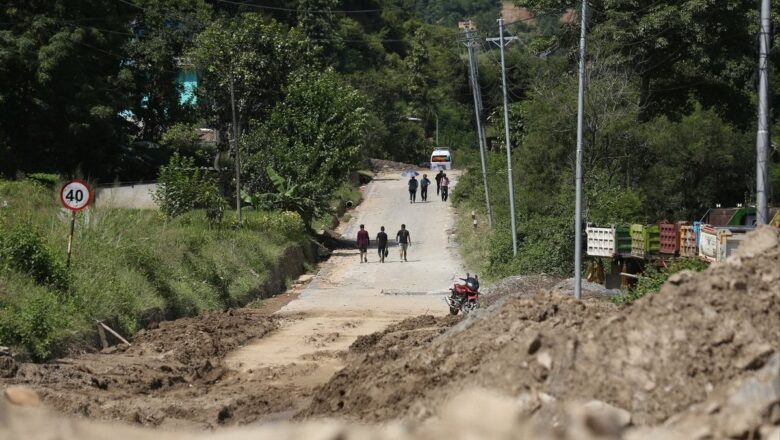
[94,183,158,210]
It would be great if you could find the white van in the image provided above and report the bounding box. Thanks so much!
[430,148,452,170]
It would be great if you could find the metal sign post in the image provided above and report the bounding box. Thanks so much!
[60,179,93,267]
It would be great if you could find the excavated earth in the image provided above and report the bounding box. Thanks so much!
[0,308,319,428]
[302,227,780,436]
[1,227,779,440]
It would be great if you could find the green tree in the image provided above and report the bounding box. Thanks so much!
[0,0,134,178]
[241,68,368,219]
[187,14,310,133]
[640,104,754,219]
[123,0,212,141]
[516,0,774,126]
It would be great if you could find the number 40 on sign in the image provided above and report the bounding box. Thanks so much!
[60,180,93,267]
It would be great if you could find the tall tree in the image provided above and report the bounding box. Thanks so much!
[0,0,134,177]
[517,0,763,126]
[124,0,212,141]
[187,14,310,135]
[241,68,368,204]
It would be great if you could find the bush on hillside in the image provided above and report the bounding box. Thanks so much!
[152,153,227,221]
[0,285,73,361]
[0,223,68,290]
[26,173,60,189]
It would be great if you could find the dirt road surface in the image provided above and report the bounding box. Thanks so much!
[225,171,464,386]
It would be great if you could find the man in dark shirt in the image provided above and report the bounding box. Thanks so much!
[408,176,418,203]
[356,224,370,263]
[420,174,431,202]
[376,226,388,263]
[435,170,444,196]
[396,224,411,262]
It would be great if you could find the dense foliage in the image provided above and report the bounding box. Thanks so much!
[152,153,226,220]
[453,1,780,279]
[1,0,779,355]
[0,0,480,182]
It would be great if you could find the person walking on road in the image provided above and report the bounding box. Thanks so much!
[440,173,450,202]
[356,224,370,263]
[435,170,444,196]
[396,224,411,262]
[420,174,431,202]
[408,175,419,203]
[376,226,388,263]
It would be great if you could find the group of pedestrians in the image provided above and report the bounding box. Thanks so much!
[408,170,449,203]
[356,224,412,263]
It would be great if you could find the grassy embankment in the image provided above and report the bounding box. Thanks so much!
[0,178,312,360]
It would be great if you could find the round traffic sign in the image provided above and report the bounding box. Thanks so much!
[60,180,93,211]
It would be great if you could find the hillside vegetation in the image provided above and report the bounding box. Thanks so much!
[0,179,310,360]
[452,1,780,279]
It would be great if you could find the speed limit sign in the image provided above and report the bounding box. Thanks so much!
[60,180,93,211]
[60,180,93,267]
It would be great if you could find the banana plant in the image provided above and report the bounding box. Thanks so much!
[243,166,330,231]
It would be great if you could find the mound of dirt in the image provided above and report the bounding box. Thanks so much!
[369,158,418,172]
[303,227,780,430]
[5,353,777,440]
[0,309,315,427]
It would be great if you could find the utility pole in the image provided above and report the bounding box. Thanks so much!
[435,112,439,147]
[574,0,588,300]
[229,76,242,224]
[488,18,520,256]
[756,0,771,225]
[461,20,493,227]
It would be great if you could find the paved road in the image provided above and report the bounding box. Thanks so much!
[226,171,464,378]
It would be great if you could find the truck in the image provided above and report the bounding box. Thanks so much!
[430,148,452,170]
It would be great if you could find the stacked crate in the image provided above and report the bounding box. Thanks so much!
[679,224,697,257]
[631,224,660,258]
[646,224,661,254]
[698,224,718,262]
[586,226,616,257]
[658,221,678,255]
[615,225,632,255]
[630,224,646,257]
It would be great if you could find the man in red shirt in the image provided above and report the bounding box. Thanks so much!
[356,224,370,263]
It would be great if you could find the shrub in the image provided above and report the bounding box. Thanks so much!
[0,289,73,361]
[612,258,708,305]
[152,153,227,220]
[26,173,60,189]
[0,223,68,289]
[242,210,305,238]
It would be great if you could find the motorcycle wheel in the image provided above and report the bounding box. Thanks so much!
[449,307,459,316]
[461,300,479,315]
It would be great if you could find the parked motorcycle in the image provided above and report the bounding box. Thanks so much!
[444,273,480,315]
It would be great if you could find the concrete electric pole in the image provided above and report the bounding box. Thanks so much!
[461,20,493,228]
[230,76,242,224]
[574,1,588,300]
[756,0,771,225]
[488,18,520,256]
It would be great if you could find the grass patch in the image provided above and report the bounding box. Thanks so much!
[0,179,309,360]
